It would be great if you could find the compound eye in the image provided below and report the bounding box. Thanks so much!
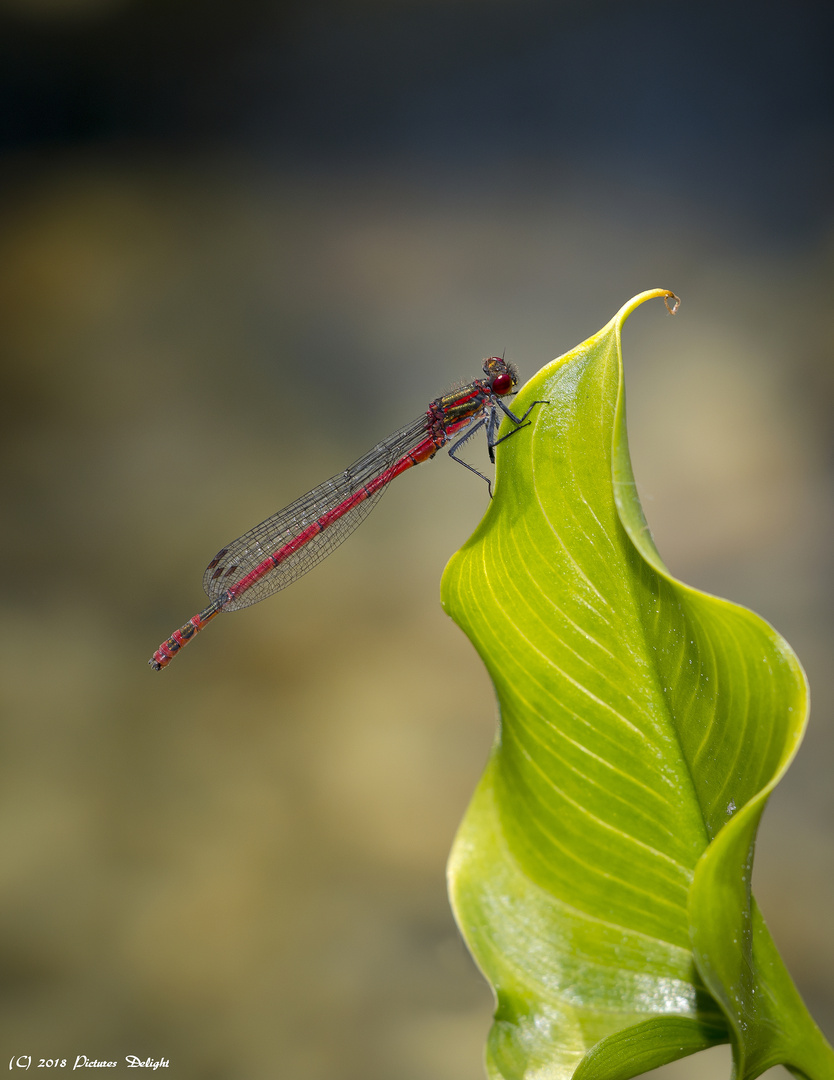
[491,372,514,395]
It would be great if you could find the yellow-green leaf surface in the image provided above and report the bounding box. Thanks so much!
[442,291,834,1080]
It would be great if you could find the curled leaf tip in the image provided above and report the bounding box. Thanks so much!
[664,290,681,314]
[615,288,680,325]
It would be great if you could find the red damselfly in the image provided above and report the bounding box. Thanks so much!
[149,357,545,670]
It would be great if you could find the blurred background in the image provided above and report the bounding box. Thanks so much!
[0,0,832,1077]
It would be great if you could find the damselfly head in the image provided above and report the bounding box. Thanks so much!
[483,356,519,397]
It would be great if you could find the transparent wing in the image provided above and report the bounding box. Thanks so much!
[203,414,432,611]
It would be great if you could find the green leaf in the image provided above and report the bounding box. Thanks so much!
[441,290,834,1080]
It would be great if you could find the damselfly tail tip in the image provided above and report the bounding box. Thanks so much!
[149,657,163,671]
